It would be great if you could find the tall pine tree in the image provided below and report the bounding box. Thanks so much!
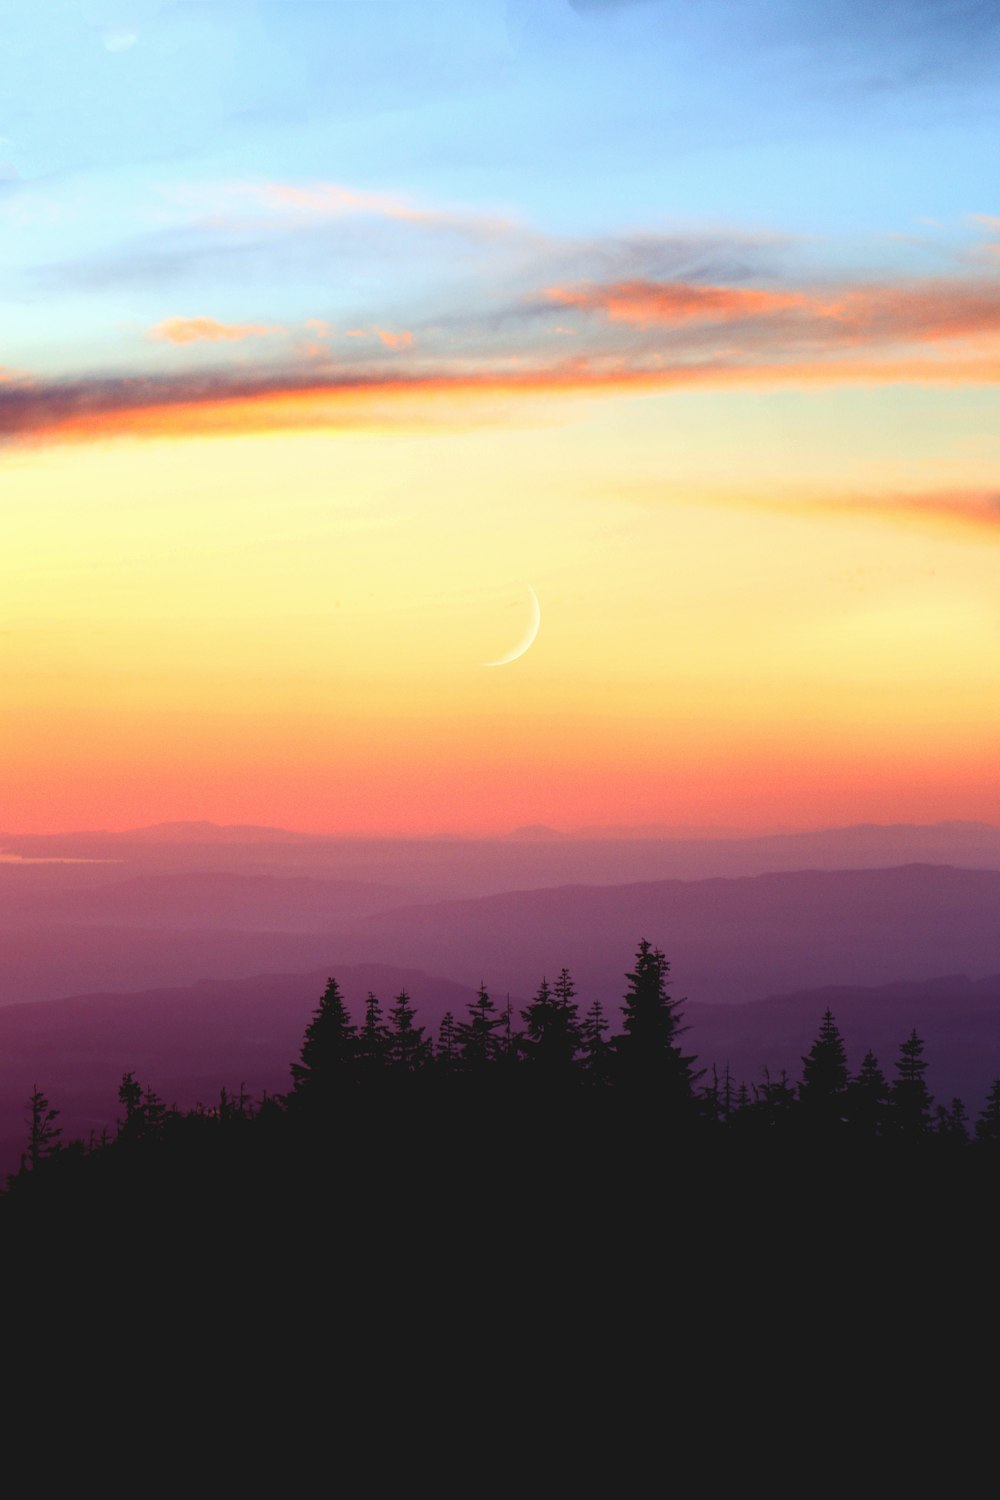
[291,977,357,1095]
[455,983,505,1070]
[799,1009,849,1127]
[846,1049,889,1137]
[23,1085,61,1172]
[387,990,431,1072]
[614,938,699,1104]
[579,999,612,1086]
[521,969,583,1075]
[889,1029,933,1139]
[356,991,389,1077]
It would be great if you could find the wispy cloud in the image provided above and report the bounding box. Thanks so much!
[2,342,998,451]
[546,280,809,325]
[149,316,282,344]
[160,179,519,243]
[541,273,1000,360]
[346,327,415,351]
[793,488,1000,538]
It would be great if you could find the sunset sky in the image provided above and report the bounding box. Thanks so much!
[3,0,1000,834]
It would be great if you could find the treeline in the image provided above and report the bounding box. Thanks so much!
[10,938,1000,1188]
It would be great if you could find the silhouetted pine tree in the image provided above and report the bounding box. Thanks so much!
[976,1079,1000,1146]
[936,1098,969,1146]
[357,991,389,1076]
[615,938,698,1103]
[522,969,583,1075]
[455,983,505,1069]
[142,1085,168,1134]
[23,1086,61,1172]
[118,1072,143,1135]
[500,996,522,1068]
[291,977,357,1094]
[386,990,431,1072]
[436,1010,458,1070]
[579,999,612,1085]
[799,1009,849,1126]
[889,1029,933,1139]
[846,1050,889,1136]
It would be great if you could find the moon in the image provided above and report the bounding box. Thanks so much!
[481,586,541,667]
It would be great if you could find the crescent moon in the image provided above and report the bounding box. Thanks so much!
[481,586,541,667]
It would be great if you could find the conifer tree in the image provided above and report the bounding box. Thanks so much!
[500,995,522,1066]
[579,999,612,1085]
[799,1009,849,1125]
[455,983,505,1069]
[615,938,699,1102]
[436,1010,458,1069]
[142,1085,167,1134]
[936,1098,969,1146]
[522,969,583,1074]
[24,1086,61,1171]
[291,977,357,1094]
[975,1078,1000,1146]
[889,1029,933,1138]
[386,990,431,1072]
[118,1071,143,1134]
[356,991,389,1075]
[846,1049,889,1136]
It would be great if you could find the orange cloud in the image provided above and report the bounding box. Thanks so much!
[374,328,414,351]
[546,275,1000,349]
[812,489,1000,536]
[150,317,281,345]
[344,327,415,350]
[547,280,809,326]
[4,350,999,451]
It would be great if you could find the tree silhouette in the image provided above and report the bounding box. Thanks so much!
[976,1078,1000,1146]
[615,938,698,1103]
[436,1010,458,1069]
[522,968,583,1075]
[889,1029,933,1138]
[118,1071,143,1134]
[291,977,357,1095]
[455,983,505,1070]
[580,999,612,1085]
[357,991,389,1077]
[846,1050,889,1137]
[799,1009,849,1126]
[387,990,431,1072]
[24,1086,61,1171]
[936,1097,969,1146]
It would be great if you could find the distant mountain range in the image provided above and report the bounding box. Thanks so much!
[1,863,1000,1014]
[6,818,1000,899]
[338,863,1000,1007]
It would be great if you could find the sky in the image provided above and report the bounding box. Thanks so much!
[2,0,1000,835]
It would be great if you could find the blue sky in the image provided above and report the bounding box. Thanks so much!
[3,0,999,381]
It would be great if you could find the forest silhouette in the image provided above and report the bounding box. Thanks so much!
[7,938,1000,1227]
